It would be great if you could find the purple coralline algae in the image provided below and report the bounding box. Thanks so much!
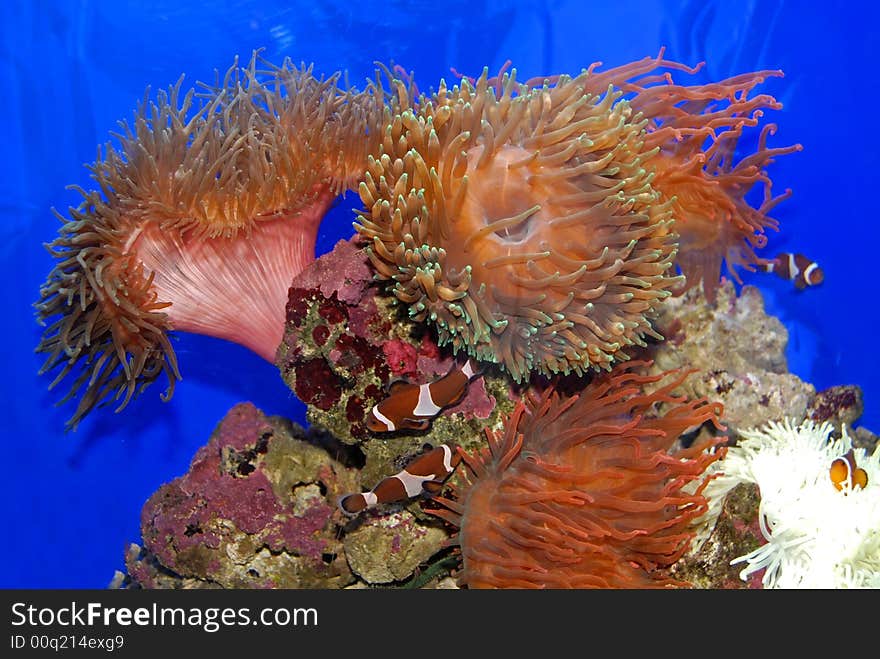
[807,385,865,435]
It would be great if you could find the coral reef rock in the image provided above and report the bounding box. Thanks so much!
[127,403,359,589]
[647,281,816,434]
[853,426,880,452]
[807,385,865,435]
[342,510,448,584]
[276,237,515,484]
[671,483,765,589]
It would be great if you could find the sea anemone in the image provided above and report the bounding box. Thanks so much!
[430,363,726,588]
[36,53,388,428]
[354,66,680,382]
[575,50,802,301]
[700,419,880,588]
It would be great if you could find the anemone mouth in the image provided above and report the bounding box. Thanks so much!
[463,144,541,245]
[491,218,533,242]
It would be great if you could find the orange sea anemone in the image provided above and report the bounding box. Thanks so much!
[572,50,802,301]
[36,53,388,428]
[354,67,680,382]
[430,363,726,588]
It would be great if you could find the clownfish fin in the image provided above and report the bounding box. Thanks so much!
[422,480,444,495]
[386,378,412,395]
[853,467,869,490]
[401,417,432,432]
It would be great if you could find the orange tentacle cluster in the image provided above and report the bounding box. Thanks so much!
[36,53,389,428]
[572,51,802,300]
[432,363,726,588]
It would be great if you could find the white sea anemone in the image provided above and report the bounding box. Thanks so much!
[699,418,880,588]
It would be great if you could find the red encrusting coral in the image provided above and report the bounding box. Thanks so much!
[431,363,726,588]
[382,340,420,378]
[277,238,394,440]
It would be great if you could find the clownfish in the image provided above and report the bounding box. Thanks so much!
[829,448,868,493]
[366,359,482,433]
[759,253,824,290]
[337,444,461,515]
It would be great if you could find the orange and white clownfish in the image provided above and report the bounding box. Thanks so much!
[829,448,868,493]
[366,358,481,433]
[337,443,461,515]
[759,253,824,290]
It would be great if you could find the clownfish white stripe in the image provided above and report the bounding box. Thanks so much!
[413,384,442,417]
[398,470,437,497]
[787,253,799,279]
[440,444,454,472]
[802,262,820,286]
[362,491,378,507]
[370,406,396,432]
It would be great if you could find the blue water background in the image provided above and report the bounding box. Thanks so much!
[1,0,876,588]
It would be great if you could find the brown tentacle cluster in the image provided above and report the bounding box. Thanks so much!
[431,363,726,588]
[36,53,389,429]
[354,68,681,382]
